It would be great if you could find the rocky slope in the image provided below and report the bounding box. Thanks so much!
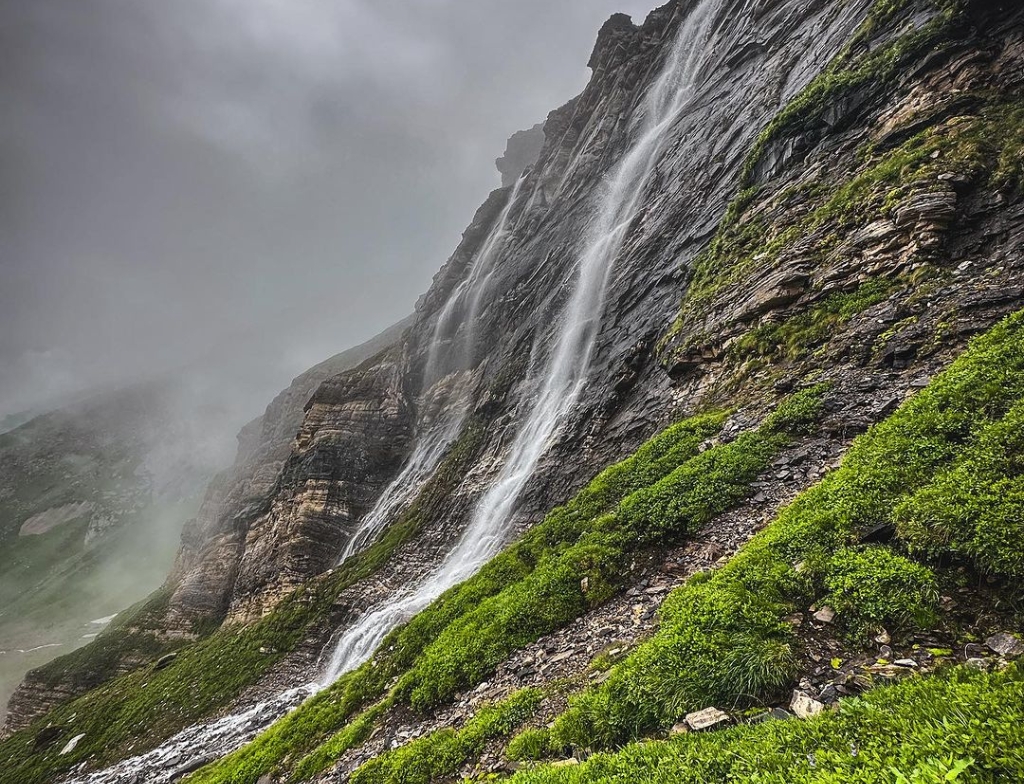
[1,0,1023,782]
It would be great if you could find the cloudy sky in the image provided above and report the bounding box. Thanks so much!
[1,0,655,421]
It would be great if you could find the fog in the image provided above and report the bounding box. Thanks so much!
[1,0,656,425]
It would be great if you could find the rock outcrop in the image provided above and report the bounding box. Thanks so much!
[495,124,545,187]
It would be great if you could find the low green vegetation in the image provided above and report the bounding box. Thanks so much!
[510,664,1024,783]
[350,689,541,784]
[549,308,1024,752]
[823,546,938,636]
[731,279,895,362]
[895,399,1024,579]
[507,727,554,762]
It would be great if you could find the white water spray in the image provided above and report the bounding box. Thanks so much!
[324,0,729,682]
[338,175,528,563]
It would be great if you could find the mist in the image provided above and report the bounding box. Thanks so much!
[1,0,656,424]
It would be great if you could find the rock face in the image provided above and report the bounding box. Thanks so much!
[11,0,1024,776]
[154,0,881,632]
[165,318,411,629]
[495,124,545,187]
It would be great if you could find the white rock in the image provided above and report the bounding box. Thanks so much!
[812,606,836,624]
[894,659,918,668]
[790,691,825,719]
[986,632,1024,658]
[60,733,86,755]
[684,706,731,732]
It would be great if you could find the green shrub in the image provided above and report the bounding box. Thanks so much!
[823,547,939,634]
[895,400,1024,578]
[507,727,553,762]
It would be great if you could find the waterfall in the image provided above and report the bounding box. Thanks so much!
[323,0,728,682]
[337,174,528,564]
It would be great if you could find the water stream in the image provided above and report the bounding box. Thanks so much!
[323,0,728,682]
[337,174,527,563]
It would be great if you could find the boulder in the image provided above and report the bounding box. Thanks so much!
[985,632,1024,658]
[790,691,826,719]
[684,706,731,732]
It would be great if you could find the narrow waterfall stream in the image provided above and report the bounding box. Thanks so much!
[338,173,528,564]
[323,0,729,682]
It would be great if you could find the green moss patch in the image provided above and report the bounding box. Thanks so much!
[350,689,541,784]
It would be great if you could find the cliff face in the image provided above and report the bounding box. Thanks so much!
[166,0,877,629]
[166,320,411,629]
[4,1,1024,781]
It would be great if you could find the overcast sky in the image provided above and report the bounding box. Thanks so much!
[0,0,656,420]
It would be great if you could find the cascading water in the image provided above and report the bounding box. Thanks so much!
[323,0,729,682]
[337,175,527,563]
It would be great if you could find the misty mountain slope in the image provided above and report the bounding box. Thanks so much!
[0,318,409,734]
[0,381,229,725]
[1,0,1023,782]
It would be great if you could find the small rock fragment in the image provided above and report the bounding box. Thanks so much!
[790,691,825,719]
[60,733,86,756]
[986,632,1024,658]
[153,652,178,671]
[894,659,918,668]
[684,706,731,732]
[812,606,836,624]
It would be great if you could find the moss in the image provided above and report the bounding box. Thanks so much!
[551,309,1024,752]
[894,399,1024,578]
[509,665,1024,783]
[350,689,542,784]
[731,279,896,362]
